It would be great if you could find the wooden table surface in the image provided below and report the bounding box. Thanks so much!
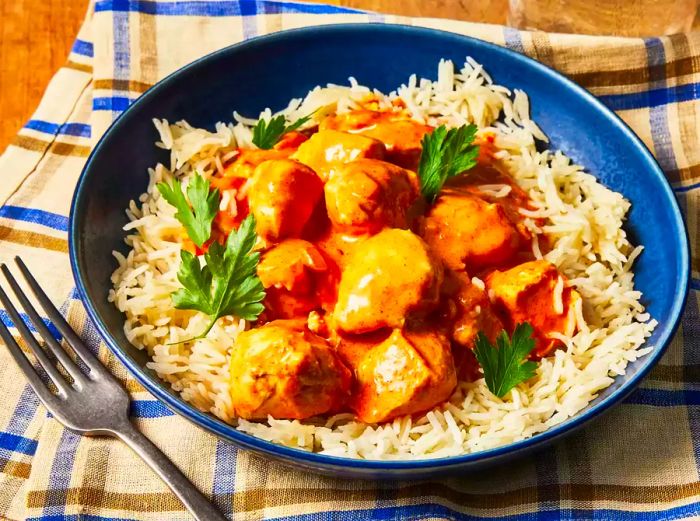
[0,0,508,154]
[0,0,90,154]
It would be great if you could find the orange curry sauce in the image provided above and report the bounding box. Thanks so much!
[188,101,580,423]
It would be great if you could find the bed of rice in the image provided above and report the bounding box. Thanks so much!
[108,58,656,460]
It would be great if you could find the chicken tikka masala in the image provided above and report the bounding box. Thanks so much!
[181,100,581,425]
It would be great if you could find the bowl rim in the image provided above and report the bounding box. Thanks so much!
[69,23,690,470]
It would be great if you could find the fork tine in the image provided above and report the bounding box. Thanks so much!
[0,282,71,396]
[0,319,62,412]
[14,257,111,379]
[1,265,89,388]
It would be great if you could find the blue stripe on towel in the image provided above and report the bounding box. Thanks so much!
[93,96,133,112]
[598,82,700,111]
[0,206,69,231]
[71,39,94,57]
[95,0,362,16]
[24,121,92,138]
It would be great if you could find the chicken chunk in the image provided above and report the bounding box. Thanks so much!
[218,132,306,180]
[222,148,289,179]
[444,163,535,244]
[333,229,443,334]
[421,191,522,271]
[324,159,420,235]
[485,260,580,358]
[248,159,324,243]
[229,321,352,420]
[332,329,390,369]
[360,119,432,171]
[320,110,432,170]
[292,129,386,181]
[314,230,366,271]
[352,328,457,423]
[257,239,337,319]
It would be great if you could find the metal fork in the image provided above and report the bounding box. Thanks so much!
[0,257,227,521]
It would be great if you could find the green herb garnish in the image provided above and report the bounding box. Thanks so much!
[157,173,220,247]
[251,113,313,150]
[171,215,266,340]
[473,323,538,398]
[417,124,480,203]
[155,174,266,340]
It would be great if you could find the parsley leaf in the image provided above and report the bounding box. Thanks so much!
[417,124,480,203]
[171,215,266,340]
[251,113,312,150]
[157,173,220,247]
[473,323,538,398]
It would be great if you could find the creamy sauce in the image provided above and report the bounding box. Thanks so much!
[210,105,580,422]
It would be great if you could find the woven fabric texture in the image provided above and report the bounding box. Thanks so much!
[0,2,698,519]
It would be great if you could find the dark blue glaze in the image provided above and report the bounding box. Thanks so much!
[69,24,689,479]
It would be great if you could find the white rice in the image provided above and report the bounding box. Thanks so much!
[477,184,512,198]
[109,58,656,460]
[553,276,565,315]
[471,277,486,291]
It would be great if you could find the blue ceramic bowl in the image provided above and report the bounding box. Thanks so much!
[69,24,689,479]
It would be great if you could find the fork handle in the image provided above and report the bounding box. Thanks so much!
[113,419,228,521]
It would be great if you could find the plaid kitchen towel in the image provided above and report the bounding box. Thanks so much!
[1,1,699,519]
